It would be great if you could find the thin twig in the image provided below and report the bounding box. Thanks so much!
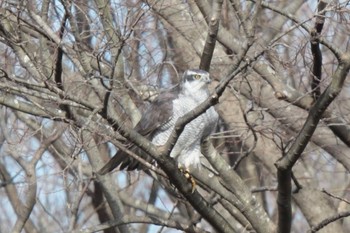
[308,211,350,233]
[322,188,350,205]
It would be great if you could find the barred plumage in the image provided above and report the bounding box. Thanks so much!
[98,69,219,174]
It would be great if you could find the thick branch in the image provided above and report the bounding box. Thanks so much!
[98,73,251,232]
[201,140,275,232]
[276,54,350,170]
[275,54,350,233]
[276,169,292,233]
[0,163,39,233]
[0,92,65,119]
[310,1,327,100]
[199,0,223,71]
[82,130,130,233]
[12,130,61,233]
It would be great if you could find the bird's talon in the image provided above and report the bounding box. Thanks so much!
[178,166,196,193]
[189,176,196,193]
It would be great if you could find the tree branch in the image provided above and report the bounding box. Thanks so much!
[308,211,350,233]
[0,162,39,233]
[199,0,223,71]
[275,54,350,232]
[76,215,209,233]
[310,1,327,100]
[82,130,130,233]
[11,130,61,233]
[201,140,275,232]
[276,54,350,170]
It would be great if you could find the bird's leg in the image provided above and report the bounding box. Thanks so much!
[178,164,196,193]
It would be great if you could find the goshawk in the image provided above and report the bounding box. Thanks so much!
[98,69,219,174]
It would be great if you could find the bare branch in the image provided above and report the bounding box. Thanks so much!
[308,211,350,233]
[201,140,275,233]
[76,215,209,233]
[12,129,62,233]
[310,1,327,100]
[276,54,350,170]
[199,0,223,71]
[275,53,350,232]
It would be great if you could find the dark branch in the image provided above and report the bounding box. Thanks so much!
[98,98,235,232]
[53,11,72,119]
[310,31,322,100]
[275,55,350,170]
[275,52,350,233]
[199,0,223,71]
[310,1,327,100]
[276,169,292,233]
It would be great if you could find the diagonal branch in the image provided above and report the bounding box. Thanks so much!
[11,130,62,233]
[201,140,275,232]
[199,0,223,71]
[97,105,236,231]
[308,211,350,233]
[276,55,350,170]
[0,162,39,233]
[275,53,350,233]
[97,65,258,232]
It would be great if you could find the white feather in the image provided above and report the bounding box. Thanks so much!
[152,70,219,170]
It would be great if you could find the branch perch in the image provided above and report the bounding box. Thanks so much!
[275,53,350,232]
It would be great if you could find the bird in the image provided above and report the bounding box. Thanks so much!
[98,69,219,175]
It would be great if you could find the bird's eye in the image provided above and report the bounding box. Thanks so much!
[194,74,201,80]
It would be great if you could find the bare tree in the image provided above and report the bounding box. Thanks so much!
[1,0,350,232]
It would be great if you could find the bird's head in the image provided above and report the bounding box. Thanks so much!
[181,69,211,92]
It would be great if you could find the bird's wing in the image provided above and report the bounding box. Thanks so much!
[98,89,178,174]
[135,91,177,137]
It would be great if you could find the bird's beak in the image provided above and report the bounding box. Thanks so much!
[205,75,212,84]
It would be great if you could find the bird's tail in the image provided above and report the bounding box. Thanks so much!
[97,151,126,175]
[97,146,151,175]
